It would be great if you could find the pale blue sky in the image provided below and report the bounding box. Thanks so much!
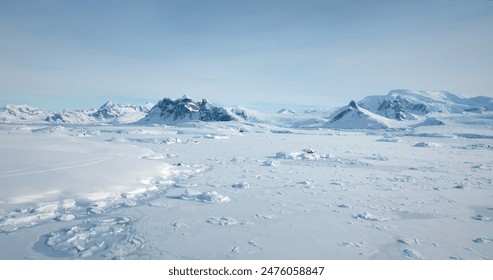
[1,0,492,111]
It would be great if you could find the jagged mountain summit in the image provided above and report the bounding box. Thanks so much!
[358,89,491,120]
[325,100,394,129]
[89,101,153,123]
[138,96,236,124]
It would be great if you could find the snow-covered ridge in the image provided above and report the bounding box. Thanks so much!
[323,89,493,129]
[0,104,50,123]
[358,89,492,121]
[0,101,153,124]
[90,101,153,122]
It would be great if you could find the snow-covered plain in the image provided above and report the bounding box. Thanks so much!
[1,112,492,260]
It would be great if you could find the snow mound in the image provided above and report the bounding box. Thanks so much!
[263,160,280,167]
[472,214,492,222]
[179,190,231,204]
[454,183,470,189]
[353,212,390,221]
[44,217,144,259]
[274,150,367,167]
[473,237,493,244]
[207,216,239,226]
[402,248,423,259]
[414,142,442,148]
[275,150,333,161]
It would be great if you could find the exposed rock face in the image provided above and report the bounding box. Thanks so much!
[375,96,429,120]
[140,96,235,123]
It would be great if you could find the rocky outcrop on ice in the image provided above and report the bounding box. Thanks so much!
[139,96,235,124]
[325,100,393,129]
[358,89,492,120]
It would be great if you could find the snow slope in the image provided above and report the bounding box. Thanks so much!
[324,101,397,129]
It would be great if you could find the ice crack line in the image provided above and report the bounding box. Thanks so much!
[0,157,113,178]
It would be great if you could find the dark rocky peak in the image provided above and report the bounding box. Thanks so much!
[348,100,358,109]
[141,96,235,123]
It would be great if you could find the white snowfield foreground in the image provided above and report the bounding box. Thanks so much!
[0,116,492,259]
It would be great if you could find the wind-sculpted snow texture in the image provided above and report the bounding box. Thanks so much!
[1,120,492,260]
[1,90,493,259]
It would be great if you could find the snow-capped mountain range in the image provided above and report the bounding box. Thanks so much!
[1,101,153,124]
[0,104,50,123]
[1,89,492,129]
[358,89,491,120]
